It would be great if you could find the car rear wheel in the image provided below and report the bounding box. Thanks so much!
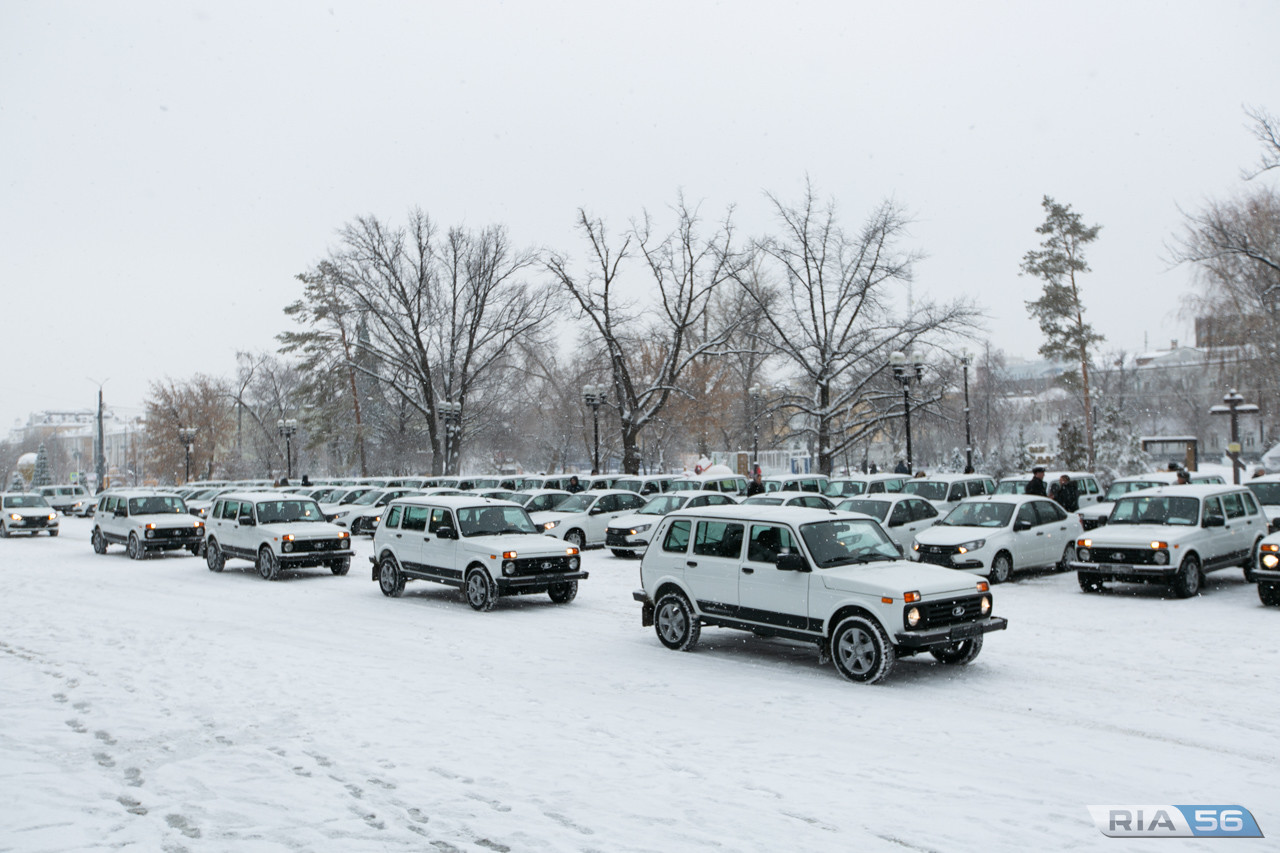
[654,592,700,651]
[0,521,9,538]
[1057,543,1074,572]
[1244,538,1262,582]
[830,616,895,684]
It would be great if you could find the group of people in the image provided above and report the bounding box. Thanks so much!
[1026,467,1080,512]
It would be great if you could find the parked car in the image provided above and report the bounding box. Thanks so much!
[1078,471,1226,530]
[529,489,648,549]
[203,492,352,580]
[516,489,574,514]
[994,471,1102,506]
[899,474,997,513]
[90,491,204,558]
[761,474,829,493]
[1244,474,1280,533]
[331,488,427,534]
[632,505,1007,684]
[370,495,586,610]
[911,495,1082,583]
[610,476,674,496]
[34,484,95,516]
[605,490,737,557]
[0,492,59,537]
[668,474,749,496]
[822,474,909,498]
[1072,484,1263,597]
[740,493,835,509]
[835,494,941,553]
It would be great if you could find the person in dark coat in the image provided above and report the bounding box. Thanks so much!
[893,459,909,474]
[566,475,584,493]
[1026,466,1047,497]
[1050,474,1079,511]
[746,472,765,497]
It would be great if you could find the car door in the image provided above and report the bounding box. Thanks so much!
[682,518,745,616]
[1219,492,1254,565]
[418,507,460,582]
[1033,499,1075,567]
[586,494,623,544]
[1199,497,1232,563]
[1012,502,1047,567]
[737,523,812,631]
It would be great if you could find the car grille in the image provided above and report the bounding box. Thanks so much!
[14,516,50,528]
[916,544,958,566]
[1090,547,1159,566]
[605,529,630,546]
[917,594,986,630]
[289,538,348,553]
[512,555,573,576]
[151,527,200,539]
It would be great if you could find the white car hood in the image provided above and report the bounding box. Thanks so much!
[913,524,999,546]
[259,521,348,539]
[462,532,575,556]
[608,512,660,531]
[1081,524,1195,547]
[820,562,984,598]
[1079,501,1113,519]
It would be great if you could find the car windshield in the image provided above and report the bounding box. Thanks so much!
[613,479,642,493]
[1109,495,1200,526]
[4,495,49,508]
[128,496,186,515]
[1246,482,1280,506]
[1103,481,1161,502]
[254,499,326,523]
[482,491,520,503]
[900,481,948,501]
[994,481,1025,495]
[351,490,385,507]
[742,496,784,505]
[553,494,597,513]
[799,519,900,567]
[822,481,867,497]
[836,499,890,521]
[456,506,539,536]
[523,493,572,513]
[640,495,686,515]
[938,501,1014,528]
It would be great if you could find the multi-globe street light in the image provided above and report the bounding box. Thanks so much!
[890,351,926,472]
[582,384,607,473]
[276,418,298,481]
[177,426,198,484]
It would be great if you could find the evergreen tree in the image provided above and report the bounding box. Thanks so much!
[31,443,53,487]
[1093,401,1152,481]
[1056,420,1088,470]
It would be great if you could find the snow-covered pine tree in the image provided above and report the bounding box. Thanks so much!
[1056,421,1087,470]
[31,443,53,488]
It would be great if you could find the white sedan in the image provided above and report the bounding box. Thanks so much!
[604,490,737,557]
[529,489,648,549]
[834,493,941,553]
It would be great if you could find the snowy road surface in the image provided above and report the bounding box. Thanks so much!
[1,515,1277,852]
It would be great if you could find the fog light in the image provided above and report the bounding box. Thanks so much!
[980,595,991,615]
[568,556,580,570]
[502,561,516,576]
[906,607,920,627]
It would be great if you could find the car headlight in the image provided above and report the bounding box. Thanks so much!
[1077,547,1091,562]
[629,524,651,535]
[544,520,561,530]
[8,514,19,521]
[956,539,986,554]
[145,529,154,539]
[502,561,516,576]
[568,556,580,570]
[1153,550,1169,565]
[1263,553,1280,569]
[906,606,921,627]
[283,542,293,552]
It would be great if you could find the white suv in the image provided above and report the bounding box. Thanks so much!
[35,484,95,516]
[203,491,352,580]
[633,506,1007,684]
[371,495,587,611]
[1072,484,1264,598]
[91,491,204,558]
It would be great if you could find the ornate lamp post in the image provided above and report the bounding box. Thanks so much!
[582,384,607,473]
[749,384,764,471]
[276,418,298,481]
[177,426,198,484]
[1210,389,1258,484]
[439,401,462,475]
[890,351,926,472]
[960,351,973,471]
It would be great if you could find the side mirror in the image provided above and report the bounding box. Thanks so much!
[435,527,457,540]
[238,515,255,526]
[1203,516,1225,528]
[1014,519,1032,531]
[589,506,605,515]
[776,552,812,573]
[888,518,905,528]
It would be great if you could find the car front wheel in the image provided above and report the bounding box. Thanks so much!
[127,532,144,560]
[1172,554,1201,598]
[548,580,578,604]
[989,552,1012,584]
[464,567,496,611]
[565,529,585,550]
[378,556,405,597]
[1259,582,1280,607]
[206,539,225,572]
[830,616,895,684]
[654,592,700,651]
[930,634,984,665]
[257,546,280,581]
[1078,574,1105,594]
[330,557,351,576]
[92,528,107,554]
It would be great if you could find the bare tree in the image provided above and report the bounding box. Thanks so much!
[142,375,235,483]
[545,197,744,473]
[735,182,979,476]
[1243,105,1280,181]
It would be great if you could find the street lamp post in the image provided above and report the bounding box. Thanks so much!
[890,351,926,472]
[439,401,462,475]
[177,426,198,484]
[960,351,973,472]
[749,384,764,472]
[1210,389,1259,484]
[87,377,109,492]
[582,384,607,473]
[276,418,298,481]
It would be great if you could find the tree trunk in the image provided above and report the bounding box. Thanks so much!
[816,381,832,476]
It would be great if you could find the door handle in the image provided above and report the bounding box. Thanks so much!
[1036,531,1044,536]
[687,561,697,567]
[423,536,432,542]
[741,567,754,574]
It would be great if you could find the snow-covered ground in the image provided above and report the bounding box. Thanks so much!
[2,514,1276,853]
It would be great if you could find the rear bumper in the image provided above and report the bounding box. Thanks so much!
[894,616,1008,649]
[633,589,655,627]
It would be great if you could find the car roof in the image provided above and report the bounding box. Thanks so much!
[214,491,317,502]
[101,489,185,499]
[388,494,523,509]
[1123,484,1250,499]
[951,494,1057,505]
[828,473,906,483]
[661,505,856,524]
[910,473,992,483]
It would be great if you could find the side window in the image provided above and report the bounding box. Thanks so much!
[595,495,619,513]
[1034,501,1067,524]
[869,482,884,493]
[966,480,987,496]
[662,520,691,552]
[707,494,733,506]
[1016,503,1038,527]
[889,502,912,526]
[384,506,403,529]
[693,521,745,559]
[210,500,222,519]
[427,508,452,533]
[747,524,797,563]
[948,485,966,502]
[911,499,939,521]
[799,496,829,509]
[1241,492,1260,515]
[239,502,255,522]
[1222,493,1245,519]
[1203,498,1224,523]
[781,481,798,492]
[621,494,646,510]
[104,496,117,513]
[1085,478,1099,494]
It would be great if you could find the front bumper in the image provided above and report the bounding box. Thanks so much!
[894,616,1008,649]
[1252,567,1280,584]
[497,571,589,595]
[1072,560,1176,584]
[142,531,204,547]
[280,549,350,567]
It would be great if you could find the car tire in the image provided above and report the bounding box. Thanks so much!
[330,557,351,576]
[547,580,578,604]
[1259,582,1280,607]
[566,529,585,550]
[465,567,496,611]
[1244,538,1262,582]
[49,529,59,537]
[654,592,700,651]
[257,546,280,581]
[1078,574,1106,594]
[127,532,144,560]
[989,551,1013,584]
[930,634,984,665]
[206,539,225,572]
[1172,554,1201,599]
[610,548,631,559]
[92,528,107,554]
[0,521,8,538]
[830,615,895,684]
[1056,543,1074,573]
[377,555,405,597]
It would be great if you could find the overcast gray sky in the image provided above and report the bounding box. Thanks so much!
[3,0,1277,432]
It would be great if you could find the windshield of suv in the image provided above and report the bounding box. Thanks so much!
[1103,480,1161,502]
[1246,482,1280,506]
[1108,495,1200,526]
[900,481,948,501]
[822,481,867,497]
[457,505,538,536]
[522,492,571,513]
[128,496,186,515]
[4,495,49,508]
[553,494,596,514]
[836,499,890,521]
[800,518,900,567]
[938,501,1014,528]
[255,499,326,524]
[640,495,686,515]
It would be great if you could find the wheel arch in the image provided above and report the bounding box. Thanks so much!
[824,604,884,639]
[653,579,696,611]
